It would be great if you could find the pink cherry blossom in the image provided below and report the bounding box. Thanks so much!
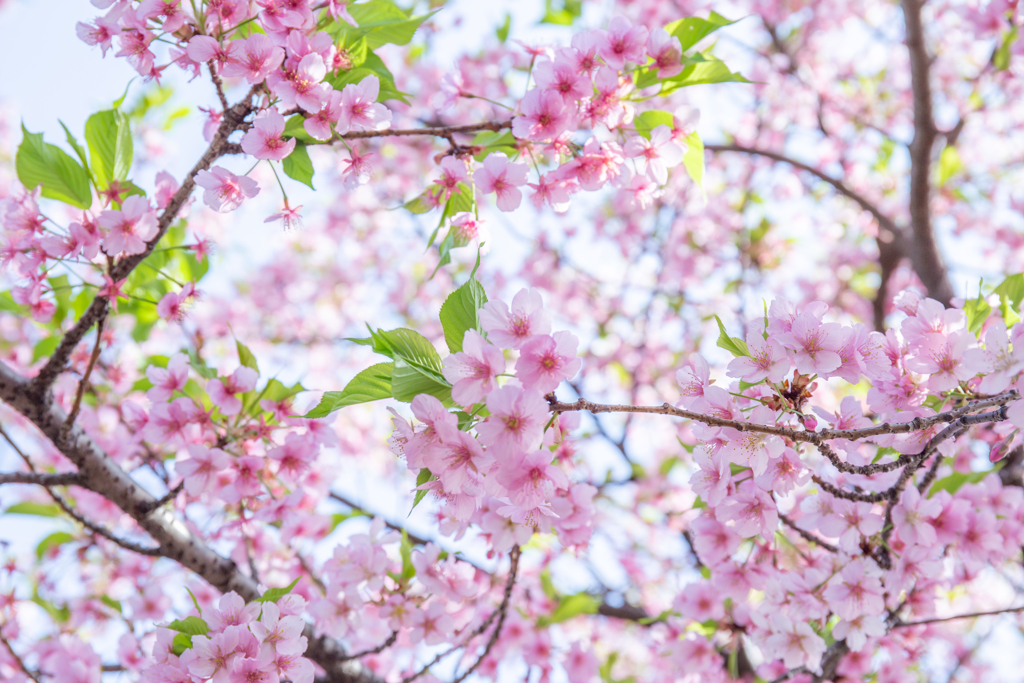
[534,55,592,103]
[623,125,684,184]
[176,445,231,497]
[718,482,779,538]
[98,196,158,256]
[267,52,329,113]
[515,331,582,393]
[195,166,260,212]
[727,330,790,383]
[892,485,941,546]
[474,152,528,212]
[599,16,648,69]
[146,353,189,402]
[336,75,392,134]
[512,89,573,142]
[476,385,549,456]
[442,329,505,405]
[241,109,297,161]
[207,366,259,416]
[222,34,285,83]
[480,287,552,349]
[647,27,683,77]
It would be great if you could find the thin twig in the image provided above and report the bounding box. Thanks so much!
[452,545,520,683]
[340,631,398,662]
[63,315,106,434]
[0,630,41,683]
[896,605,1024,627]
[779,513,839,553]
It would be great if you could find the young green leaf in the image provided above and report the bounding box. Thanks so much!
[84,109,133,189]
[258,577,302,603]
[683,131,705,199]
[439,277,489,353]
[282,143,315,189]
[411,467,435,512]
[633,110,674,139]
[165,616,210,637]
[16,125,93,209]
[304,363,395,418]
[236,339,260,375]
[35,531,75,560]
[665,12,737,52]
[713,315,749,357]
[5,501,62,517]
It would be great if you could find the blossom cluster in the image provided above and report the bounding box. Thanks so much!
[389,288,596,550]
[672,293,1024,674]
[144,592,314,683]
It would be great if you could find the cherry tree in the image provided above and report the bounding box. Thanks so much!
[1,1,1024,682]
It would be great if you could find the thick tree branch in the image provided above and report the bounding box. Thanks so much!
[901,0,954,305]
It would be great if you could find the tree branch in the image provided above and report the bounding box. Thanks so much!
[336,120,510,141]
[900,0,954,305]
[30,85,260,396]
[705,142,907,330]
[547,392,1018,450]
[0,471,81,486]
[896,605,1024,627]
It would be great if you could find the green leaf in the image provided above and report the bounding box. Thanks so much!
[995,27,1018,71]
[32,594,70,623]
[713,315,749,357]
[59,121,91,174]
[439,277,489,354]
[400,529,415,580]
[496,13,511,43]
[258,577,302,603]
[5,501,61,517]
[282,143,315,190]
[342,1,435,49]
[84,109,133,189]
[304,363,394,418]
[326,67,409,104]
[35,531,75,560]
[171,633,193,656]
[937,146,962,187]
[633,110,674,139]
[657,54,749,94]
[185,587,203,615]
[470,131,517,161]
[32,335,61,363]
[540,0,582,25]
[330,509,369,531]
[403,191,438,214]
[166,615,209,637]
[282,114,315,143]
[993,273,1024,326]
[928,462,1004,497]
[411,467,435,511]
[236,339,260,375]
[665,12,737,52]
[542,592,600,625]
[99,595,123,614]
[16,125,93,208]
[964,286,992,336]
[682,131,705,198]
[368,328,451,404]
